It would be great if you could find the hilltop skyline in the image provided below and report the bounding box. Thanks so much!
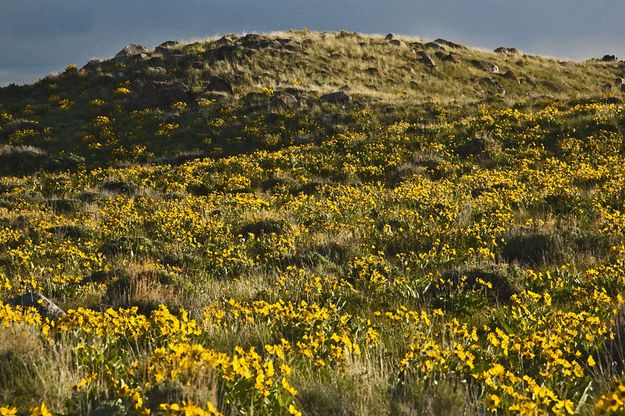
[1,0,624,86]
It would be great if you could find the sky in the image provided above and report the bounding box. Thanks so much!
[1,0,624,86]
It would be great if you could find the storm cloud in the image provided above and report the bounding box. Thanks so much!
[1,0,624,85]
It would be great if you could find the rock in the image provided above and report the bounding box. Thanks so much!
[206,76,233,95]
[115,43,149,60]
[320,91,351,104]
[621,84,625,93]
[434,38,464,49]
[602,54,618,62]
[338,84,351,91]
[214,36,233,47]
[502,69,520,82]
[444,52,462,63]
[276,38,301,51]
[140,81,191,108]
[417,51,436,67]
[522,75,537,86]
[481,77,505,93]
[240,33,264,44]
[7,292,66,319]
[389,39,408,48]
[366,67,382,76]
[272,92,299,110]
[616,77,624,85]
[425,42,444,50]
[81,59,101,72]
[155,41,179,55]
[494,47,519,54]
[384,33,394,40]
[475,60,499,73]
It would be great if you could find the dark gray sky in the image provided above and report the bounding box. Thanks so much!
[1,0,624,86]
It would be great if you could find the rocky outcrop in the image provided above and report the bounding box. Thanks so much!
[7,292,66,319]
[115,44,149,60]
[320,91,351,104]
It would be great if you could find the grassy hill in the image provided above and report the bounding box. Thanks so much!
[1,31,625,415]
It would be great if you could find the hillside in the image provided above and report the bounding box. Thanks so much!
[1,31,625,415]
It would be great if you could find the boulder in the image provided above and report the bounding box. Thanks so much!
[7,292,66,319]
[434,38,465,49]
[276,38,302,50]
[602,55,618,62]
[522,75,537,86]
[425,42,444,50]
[389,39,408,48]
[206,76,234,95]
[502,69,520,82]
[616,77,624,85]
[475,60,499,73]
[481,77,505,93]
[320,91,351,104]
[366,67,382,76]
[384,33,394,40]
[115,43,149,60]
[444,52,462,63]
[622,84,625,93]
[494,47,519,54]
[155,41,179,55]
[214,36,234,47]
[417,51,436,67]
[140,81,191,108]
[272,92,299,110]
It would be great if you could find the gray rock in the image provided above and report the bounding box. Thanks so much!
[7,292,66,319]
[481,77,505,93]
[444,52,462,63]
[385,33,394,40]
[434,38,465,49]
[320,91,351,104]
[602,55,618,62]
[417,51,436,67]
[140,81,191,108]
[425,42,444,50]
[276,38,302,50]
[115,43,149,60]
[214,36,233,47]
[366,67,382,76]
[389,39,408,48]
[522,75,537,86]
[272,92,299,110]
[206,76,234,95]
[155,41,179,56]
[475,60,499,73]
[494,47,519,54]
[502,69,519,82]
